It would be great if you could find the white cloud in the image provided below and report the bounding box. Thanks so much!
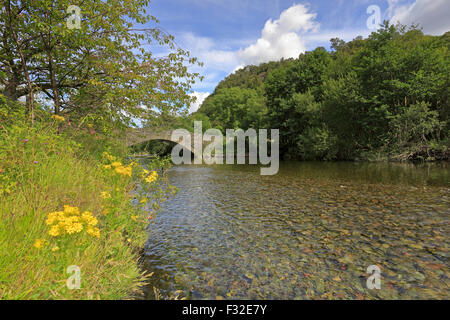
[302,28,371,48]
[389,0,450,35]
[180,32,240,72]
[232,64,245,74]
[237,4,319,65]
[180,3,394,93]
[177,32,241,92]
[387,0,405,17]
[189,91,210,113]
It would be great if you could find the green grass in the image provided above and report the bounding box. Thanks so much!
[0,119,165,299]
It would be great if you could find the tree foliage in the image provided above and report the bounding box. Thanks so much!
[195,23,449,161]
[0,0,201,129]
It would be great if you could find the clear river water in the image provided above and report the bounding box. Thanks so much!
[143,161,449,300]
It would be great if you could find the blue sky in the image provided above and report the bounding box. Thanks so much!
[145,0,450,112]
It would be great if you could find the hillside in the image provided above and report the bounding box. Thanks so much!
[194,25,449,161]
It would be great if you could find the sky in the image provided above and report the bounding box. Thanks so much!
[146,0,450,113]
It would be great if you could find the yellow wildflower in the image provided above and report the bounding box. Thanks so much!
[101,191,111,199]
[66,215,80,223]
[46,206,101,238]
[103,164,112,170]
[88,217,98,226]
[144,171,158,184]
[63,205,79,216]
[87,227,100,238]
[81,211,93,219]
[103,152,116,162]
[46,211,64,225]
[114,165,132,177]
[139,198,147,204]
[33,239,45,249]
[81,211,98,226]
[51,246,60,252]
[65,222,83,234]
[48,225,60,237]
[131,215,139,222]
[51,114,65,122]
[111,161,122,168]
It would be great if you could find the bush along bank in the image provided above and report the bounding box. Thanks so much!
[0,115,176,299]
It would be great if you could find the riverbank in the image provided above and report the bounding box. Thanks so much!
[0,118,163,299]
[352,145,450,163]
[278,144,450,162]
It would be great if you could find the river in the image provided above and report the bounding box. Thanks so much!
[142,161,449,300]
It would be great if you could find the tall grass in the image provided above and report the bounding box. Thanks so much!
[0,117,168,299]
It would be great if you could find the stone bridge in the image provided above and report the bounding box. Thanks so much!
[125,128,206,158]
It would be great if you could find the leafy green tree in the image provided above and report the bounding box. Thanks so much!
[190,23,449,161]
[392,101,444,146]
[323,23,449,159]
[264,48,332,157]
[0,0,201,128]
[198,87,266,131]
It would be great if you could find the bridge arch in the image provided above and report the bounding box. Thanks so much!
[125,128,198,158]
[126,128,227,162]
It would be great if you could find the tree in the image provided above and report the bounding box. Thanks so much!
[0,0,201,128]
[392,101,443,146]
[264,48,332,157]
[190,23,449,161]
[197,87,266,131]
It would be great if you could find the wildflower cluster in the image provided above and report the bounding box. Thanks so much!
[142,169,158,184]
[102,152,133,177]
[101,191,111,199]
[33,238,46,249]
[51,115,65,122]
[46,205,100,238]
[112,162,132,176]
[100,190,114,216]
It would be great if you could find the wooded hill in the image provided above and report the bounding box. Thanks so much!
[195,23,449,161]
